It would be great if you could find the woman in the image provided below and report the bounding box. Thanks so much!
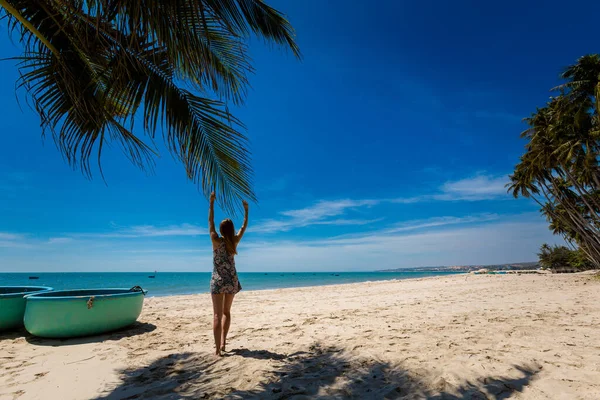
[208,191,248,357]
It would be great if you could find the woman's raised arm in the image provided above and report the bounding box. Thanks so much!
[208,192,218,240]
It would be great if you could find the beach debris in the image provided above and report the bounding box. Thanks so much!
[65,356,95,365]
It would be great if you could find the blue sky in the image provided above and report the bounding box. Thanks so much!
[1,0,597,272]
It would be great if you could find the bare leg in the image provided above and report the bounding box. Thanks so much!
[211,294,224,356]
[221,294,235,352]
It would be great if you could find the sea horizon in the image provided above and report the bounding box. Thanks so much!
[0,271,463,297]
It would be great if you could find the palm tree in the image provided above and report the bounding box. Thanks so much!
[557,54,600,113]
[510,55,600,268]
[0,0,300,212]
[537,243,593,272]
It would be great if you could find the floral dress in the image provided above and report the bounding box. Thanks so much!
[210,240,242,294]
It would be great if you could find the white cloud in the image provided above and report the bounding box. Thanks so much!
[0,232,32,249]
[437,174,508,200]
[76,223,205,238]
[119,248,208,254]
[0,213,563,272]
[0,232,28,248]
[317,218,384,227]
[383,213,499,234]
[279,199,377,219]
[0,223,206,250]
[47,237,74,244]
[111,214,502,258]
[0,172,514,254]
[323,214,499,241]
[388,197,424,204]
[252,199,380,233]
[0,232,24,241]
[0,170,538,272]
[235,217,562,272]
[123,224,205,237]
[0,232,75,248]
[250,174,509,234]
[0,241,28,249]
[387,174,510,204]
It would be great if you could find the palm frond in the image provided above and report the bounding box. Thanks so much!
[200,0,301,57]
[0,0,300,212]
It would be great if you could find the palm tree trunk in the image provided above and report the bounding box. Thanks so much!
[575,233,600,268]
[0,1,59,56]
[542,182,600,259]
[562,167,600,221]
[563,236,577,250]
[591,171,600,190]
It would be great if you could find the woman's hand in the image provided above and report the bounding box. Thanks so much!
[210,192,216,203]
[242,200,249,210]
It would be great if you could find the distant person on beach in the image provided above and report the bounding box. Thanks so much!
[208,192,248,357]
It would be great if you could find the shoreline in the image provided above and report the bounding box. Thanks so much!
[148,271,469,297]
[146,272,469,298]
[149,270,597,299]
[2,272,600,399]
[125,270,594,298]
[0,270,465,298]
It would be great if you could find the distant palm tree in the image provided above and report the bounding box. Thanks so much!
[0,0,300,212]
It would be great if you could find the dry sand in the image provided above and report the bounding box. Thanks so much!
[1,272,600,399]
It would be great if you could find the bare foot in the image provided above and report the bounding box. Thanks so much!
[220,345,226,352]
[214,351,222,358]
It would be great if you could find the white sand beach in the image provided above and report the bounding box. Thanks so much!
[1,272,600,399]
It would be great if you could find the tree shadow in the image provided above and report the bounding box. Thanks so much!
[21,322,157,347]
[226,347,287,360]
[94,352,216,400]
[95,343,541,399]
[442,365,538,400]
[229,345,540,399]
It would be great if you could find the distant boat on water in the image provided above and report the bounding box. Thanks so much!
[148,271,157,278]
[28,276,39,280]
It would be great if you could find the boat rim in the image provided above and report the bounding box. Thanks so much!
[0,286,53,299]
[24,288,147,300]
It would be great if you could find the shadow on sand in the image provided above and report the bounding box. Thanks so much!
[0,322,156,346]
[95,343,540,399]
[227,347,287,360]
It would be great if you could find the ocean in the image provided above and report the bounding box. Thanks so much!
[0,271,462,297]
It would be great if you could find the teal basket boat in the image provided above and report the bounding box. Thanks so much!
[0,286,53,331]
[24,287,146,338]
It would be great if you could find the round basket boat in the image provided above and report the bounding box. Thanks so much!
[24,287,146,338]
[0,286,53,331]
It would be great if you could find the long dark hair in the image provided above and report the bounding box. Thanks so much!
[219,219,237,255]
